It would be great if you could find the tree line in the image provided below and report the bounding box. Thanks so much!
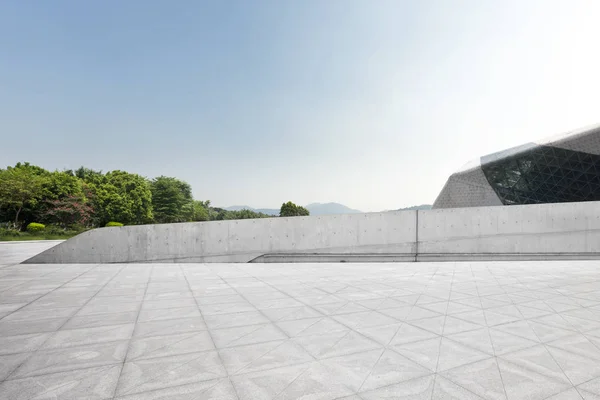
[0,162,310,232]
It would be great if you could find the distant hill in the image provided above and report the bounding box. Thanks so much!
[397,204,432,211]
[305,202,362,216]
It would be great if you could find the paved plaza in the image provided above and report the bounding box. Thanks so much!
[1,244,600,399]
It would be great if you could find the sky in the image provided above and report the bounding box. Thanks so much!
[1,0,599,212]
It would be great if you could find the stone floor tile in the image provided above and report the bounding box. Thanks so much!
[212,323,288,348]
[63,310,139,329]
[378,305,413,321]
[359,348,431,391]
[392,337,441,372]
[0,364,122,400]
[127,330,215,361]
[230,363,312,400]
[493,321,542,342]
[359,374,435,400]
[133,317,207,338]
[319,348,383,391]
[292,330,351,358]
[443,316,484,335]
[388,322,438,346]
[0,316,69,337]
[437,338,490,372]
[501,345,572,383]
[137,307,202,323]
[441,358,506,400]
[225,340,313,375]
[405,306,442,321]
[115,378,237,400]
[42,323,135,349]
[318,330,382,359]
[0,332,52,355]
[545,387,586,399]
[547,346,600,385]
[355,323,403,346]
[579,377,600,398]
[276,317,347,337]
[115,350,226,396]
[204,311,269,330]
[489,329,539,355]
[10,340,128,379]
[432,375,486,399]
[547,334,600,361]
[445,328,495,355]
[77,301,140,316]
[497,358,571,400]
[261,306,324,322]
[1,306,79,322]
[0,352,30,380]
[580,390,600,400]
[335,310,401,329]
[275,362,354,400]
[409,316,446,335]
[199,302,256,316]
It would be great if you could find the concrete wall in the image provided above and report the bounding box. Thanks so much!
[419,201,600,256]
[24,201,600,264]
[25,211,417,263]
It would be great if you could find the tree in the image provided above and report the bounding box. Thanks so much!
[191,200,210,221]
[150,176,193,223]
[45,194,95,228]
[42,171,83,201]
[0,167,46,227]
[279,201,309,217]
[74,167,104,185]
[92,171,153,225]
[224,209,273,220]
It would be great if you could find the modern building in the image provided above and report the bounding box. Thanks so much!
[433,124,600,209]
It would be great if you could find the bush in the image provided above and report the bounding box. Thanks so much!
[105,221,124,227]
[26,222,46,232]
[45,224,65,235]
[0,228,22,237]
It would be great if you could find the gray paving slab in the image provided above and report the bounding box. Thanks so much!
[0,260,600,399]
[0,240,63,266]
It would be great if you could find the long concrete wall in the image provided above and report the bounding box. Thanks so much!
[418,201,600,260]
[24,201,600,263]
[25,212,417,263]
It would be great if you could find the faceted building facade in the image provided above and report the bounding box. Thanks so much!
[433,124,600,209]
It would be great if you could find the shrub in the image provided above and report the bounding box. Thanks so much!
[0,228,22,237]
[105,221,124,227]
[26,222,46,232]
[45,224,65,235]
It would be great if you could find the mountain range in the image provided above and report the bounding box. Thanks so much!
[224,203,432,215]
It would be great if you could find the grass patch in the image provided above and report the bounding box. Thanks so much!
[0,233,81,241]
[0,227,86,242]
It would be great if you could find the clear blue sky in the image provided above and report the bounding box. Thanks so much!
[1,0,599,211]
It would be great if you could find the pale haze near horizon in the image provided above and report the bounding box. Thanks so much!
[1,0,599,212]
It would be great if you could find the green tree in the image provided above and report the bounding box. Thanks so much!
[0,167,46,227]
[191,200,210,221]
[224,209,273,220]
[42,171,83,201]
[74,167,104,185]
[279,201,309,217]
[150,176,193,223]
[92,171,153,225]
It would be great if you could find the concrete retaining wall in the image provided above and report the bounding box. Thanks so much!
[419,201,600,255]
[23,201,600,263]
[25,211,417,263]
